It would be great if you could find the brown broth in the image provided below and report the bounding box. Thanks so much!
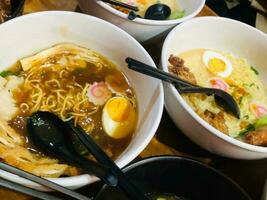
[8,53,136,160]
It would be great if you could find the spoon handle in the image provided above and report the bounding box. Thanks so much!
[178,86,213,94]
[126,57,194,88]
[68,153,118,187]
[125,58,240,118]
[100,0,139,11]
[67,121,149,200]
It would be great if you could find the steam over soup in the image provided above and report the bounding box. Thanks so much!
[0,43,137,177]
[168,49,267,146]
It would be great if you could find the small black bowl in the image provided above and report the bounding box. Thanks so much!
[95,156,251,200]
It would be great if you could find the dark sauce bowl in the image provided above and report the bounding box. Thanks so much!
[95,156,251,200]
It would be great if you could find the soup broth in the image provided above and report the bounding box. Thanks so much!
[0,43,137,177]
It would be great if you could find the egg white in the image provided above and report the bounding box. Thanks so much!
[203,51,233,78]
[102,97,136,139]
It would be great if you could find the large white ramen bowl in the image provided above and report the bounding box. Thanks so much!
[78,0,205,42]
[0,11,164,190]
[161,17,267,160]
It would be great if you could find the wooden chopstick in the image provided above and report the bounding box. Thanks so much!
[0,162,91,200]
[0,177,62,200]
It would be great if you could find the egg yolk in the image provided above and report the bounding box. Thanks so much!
[107,97,131,122]
[208,58,226,74]
[137,0,149,5]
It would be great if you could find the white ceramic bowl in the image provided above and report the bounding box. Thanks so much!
[161,17,267,160]
[0,11,164,190]
[77,0,205,42]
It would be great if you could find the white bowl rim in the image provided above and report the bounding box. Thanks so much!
[0,10,164,185]
[95,0,205,26]
[161,16,267,153]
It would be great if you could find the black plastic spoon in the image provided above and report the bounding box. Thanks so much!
[101,0,139,11]
[27,111,118,187]
[126,57,240,118]
[127,3,171,21]
[67,120,149,200]
[144,3,171,20]
[102,0,171,21]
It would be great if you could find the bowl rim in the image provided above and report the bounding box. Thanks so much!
[161,16,267,153]
[95,0,206,26]
[97,155,251,199]
[0,10,164,187]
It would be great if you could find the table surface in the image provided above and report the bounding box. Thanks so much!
[0,2,266,200]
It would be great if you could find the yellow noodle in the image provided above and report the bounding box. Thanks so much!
[74,116,79,126]
[6,44,138,179]
[74,83,83,90]
[17,52,99,145]
[45,79,61,88]
[66,85,75,90]
[59,70,68,79]
[20,103,30,113]
[60,95,72,120]
[31,85,43,112]
[82,83,90,97]
[73,99,87,111]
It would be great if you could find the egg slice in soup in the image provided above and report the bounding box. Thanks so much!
[102,97,136,139]
[203,51,233,78]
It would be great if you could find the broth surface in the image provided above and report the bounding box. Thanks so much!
[0,43,137,177]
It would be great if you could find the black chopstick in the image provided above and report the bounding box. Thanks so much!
[67,121,148,200]
[0,177,62,200]
[125,57,194,88]
[101,0,139,11]
[0,162,91,200]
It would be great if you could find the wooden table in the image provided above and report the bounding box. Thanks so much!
[0,2,266,200]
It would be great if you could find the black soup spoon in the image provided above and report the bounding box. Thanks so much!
[66,120,149,200]
[102,1,171,21]
[144,3,171,20]
[126,57,240,118]
[27,111,118,187]
[101,0,139,11]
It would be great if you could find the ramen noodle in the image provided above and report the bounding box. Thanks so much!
[0,43,137,177]
[168,49,267,146]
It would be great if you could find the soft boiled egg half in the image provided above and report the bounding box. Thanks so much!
[203,51,233,78]
[102,96,137,139]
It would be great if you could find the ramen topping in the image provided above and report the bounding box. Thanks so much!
[199,110,228,134]
[0,43,138,177]
[168,55,228,134]
[245,127,267,146]
[168,55,197,84]
[168,49,267,146]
